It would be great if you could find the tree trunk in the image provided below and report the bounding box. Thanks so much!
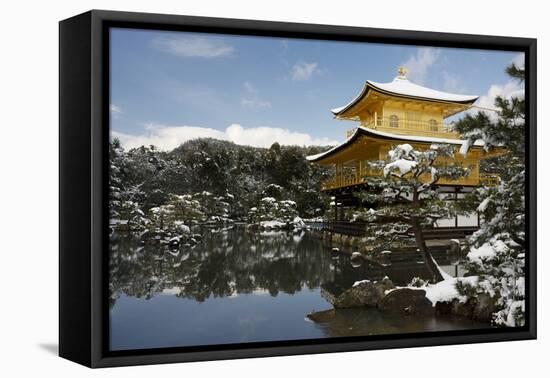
[411,218,444,283]
[411,186,444,283]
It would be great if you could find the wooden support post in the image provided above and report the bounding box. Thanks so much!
[455,186,458,228]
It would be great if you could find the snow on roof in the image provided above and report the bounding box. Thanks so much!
[305,128,361,161]
[331,75,478,115]
[368,76,479,103]
[306,126,484,162]
[362,126,484,146]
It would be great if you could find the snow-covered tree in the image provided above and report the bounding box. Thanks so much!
[146,202,191,243]
[453,62,526,326]
[193,191,232,223]
[167,194,204,224]
[354,143,470,282]
[117,200,148,231]
[109,137,331,226]
[248,197,301,228]
[109,138,132,219]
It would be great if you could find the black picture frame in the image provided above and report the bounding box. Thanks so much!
[59,9,537,368]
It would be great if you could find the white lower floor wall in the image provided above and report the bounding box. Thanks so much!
[435,212,478,227]
[434,187,478,227]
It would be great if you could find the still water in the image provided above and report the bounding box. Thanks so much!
[109,226,487,351]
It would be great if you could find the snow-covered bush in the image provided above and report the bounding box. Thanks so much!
[193,191,232,223]
[248,197,304,229]
[116,200,148,231]
[168,194,204,224]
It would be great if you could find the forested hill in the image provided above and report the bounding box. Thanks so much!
[110,137,333,221]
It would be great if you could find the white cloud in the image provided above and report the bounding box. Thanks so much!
[464,80,524,120]
[152,36,234,58]
[477,81,524,108]
[281,40,289,51]
[240,81,271,109]
[442,71,471,95]
[512,53,525,68]
[110,104,122,119]
[112,123,338,151]
[223,124,337,148]
[291,61,319,81]
[442,71,460,93]
[401,48,441,84]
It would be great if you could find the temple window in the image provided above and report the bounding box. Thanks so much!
[389,115,399,128]
[429,119,438,131]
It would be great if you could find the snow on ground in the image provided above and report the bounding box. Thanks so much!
[383,255,479,306]
[423,276,478,306]
[385,276,479,306]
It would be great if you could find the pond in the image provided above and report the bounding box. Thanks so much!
[109,225,488,351]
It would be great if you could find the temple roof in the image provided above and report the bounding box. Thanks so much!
[331,74,479,117]
[306,126,485,163]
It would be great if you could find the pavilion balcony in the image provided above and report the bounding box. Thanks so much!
[321,168,500,191]
[321,167,382,191]
[347,117,461,139]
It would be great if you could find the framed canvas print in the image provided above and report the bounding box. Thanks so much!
[59,10,537,368]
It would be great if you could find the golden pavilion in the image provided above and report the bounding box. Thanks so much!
[307,67,502,226]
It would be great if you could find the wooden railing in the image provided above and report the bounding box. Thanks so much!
[322,220,367,236]
[321,168,500,191]
[479,173,500,186]
[322,221,479,239]
[362,117,460,139]
[321,167,382,191]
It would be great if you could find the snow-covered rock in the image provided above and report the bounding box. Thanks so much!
[259,220,286,230]
[292,216,307,230]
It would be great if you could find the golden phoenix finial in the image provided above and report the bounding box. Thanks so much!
[398,66,408,77]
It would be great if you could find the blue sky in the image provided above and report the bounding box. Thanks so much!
[110,27,523,150]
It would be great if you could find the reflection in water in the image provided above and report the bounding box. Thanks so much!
[109,227,332,305]
[306,308,487,338]
[109,226,489,351]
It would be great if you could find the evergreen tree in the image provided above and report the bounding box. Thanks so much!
[109,138,146,221]
[453,62,526,326]
[354,143,469,282]
[108,137,331,224]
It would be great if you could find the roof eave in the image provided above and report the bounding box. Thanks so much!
[331,82,479,118]
[306,127,488,163]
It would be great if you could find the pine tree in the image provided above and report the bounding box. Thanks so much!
[354,143,469,282]
[453,62,526,326]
